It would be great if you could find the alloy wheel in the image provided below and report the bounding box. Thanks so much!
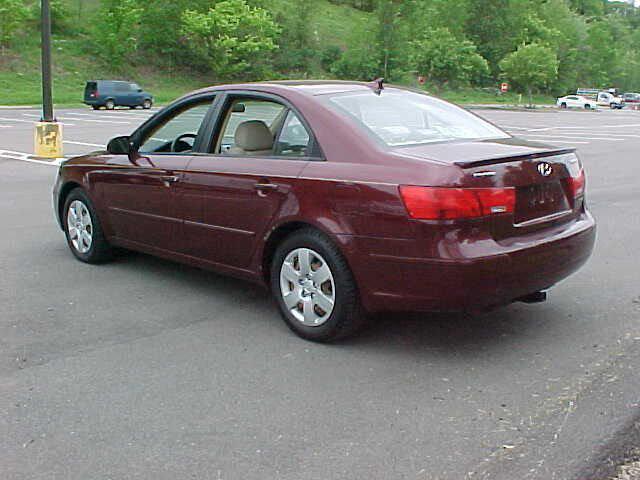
[279,247,335,326]
[67,200,93,254]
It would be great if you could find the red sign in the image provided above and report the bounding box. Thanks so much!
[418,76,426,85]
[500,82,509,93]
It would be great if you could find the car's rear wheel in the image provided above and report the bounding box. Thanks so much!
[585,104,591,110]
[105,99,115,110]
[270,228,367,342]
[142,99,152,109]
[63,188,112,263]
[91,105,100,110]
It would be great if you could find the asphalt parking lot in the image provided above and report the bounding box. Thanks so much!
[1,106,640,480]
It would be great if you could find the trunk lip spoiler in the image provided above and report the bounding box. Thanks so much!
[454,148,576,168]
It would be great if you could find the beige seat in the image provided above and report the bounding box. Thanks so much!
[227,120,274,156]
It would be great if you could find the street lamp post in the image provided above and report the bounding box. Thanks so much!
[34,0,63,158]
[41,0,53,122]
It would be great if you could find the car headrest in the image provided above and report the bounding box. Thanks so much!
[234,120,273,152]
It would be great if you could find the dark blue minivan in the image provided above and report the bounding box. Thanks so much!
[84,80,153,110]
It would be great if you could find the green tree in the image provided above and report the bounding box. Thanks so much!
[465,0,532,76]
[329,24,382,80]
[409,28,489,86]
[93,0,143,66]
[270,0,317,74]
[568,0,604,16]
[181,0,280,81]
[136,0,211,70]
[499,43,558,105]
[0,0,29,48]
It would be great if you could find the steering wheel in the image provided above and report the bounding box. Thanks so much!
[171,133,197,153]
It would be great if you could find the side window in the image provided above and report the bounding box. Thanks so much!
[218,99,285,155]
[275,110,311,157]
[114,82,129,92]
[139,101,212,154]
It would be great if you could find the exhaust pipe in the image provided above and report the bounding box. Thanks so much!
[517,291,547,304]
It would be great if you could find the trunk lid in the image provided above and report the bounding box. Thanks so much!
[396,138,583,234]
[395,137,574,168]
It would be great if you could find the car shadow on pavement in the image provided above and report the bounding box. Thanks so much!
[109,250,571,357]
[344,305,572,358]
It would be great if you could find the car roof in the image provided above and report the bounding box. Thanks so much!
[174,80,433,108]
[88,80,134,84]
[178,80,406,100]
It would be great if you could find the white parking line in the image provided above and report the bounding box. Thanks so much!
[520,134,625,141]
[0,149,64,166]
[63,140,106,147]
[533,131,640,138]
[532,140,590,144]
[22,113,131,125]
[0,117,75,126]
[527,123,640,132]
[63,113,152,121]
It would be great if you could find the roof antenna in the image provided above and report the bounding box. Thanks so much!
[369,77,384,95]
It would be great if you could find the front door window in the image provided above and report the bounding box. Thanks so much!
[139,102,212,154]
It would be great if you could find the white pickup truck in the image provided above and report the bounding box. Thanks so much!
[596,91,624,109]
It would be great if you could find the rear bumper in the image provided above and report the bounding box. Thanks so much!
[345,211,596,313]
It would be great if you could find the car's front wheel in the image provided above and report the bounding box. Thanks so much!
[142,99,152,109]
[270,229,367,342]
[585,104,592,110]
[560,102,567,109]
[63,188,112,263]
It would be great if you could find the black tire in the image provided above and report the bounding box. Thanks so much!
[585,104,591,110]
[560,102,567,109]
[105,99,115,110]
[62,188,113,264]
[91,105,100,110]
[270,228,367,342]
[142,99,152,109]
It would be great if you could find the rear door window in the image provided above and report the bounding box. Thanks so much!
[274,110,311,157]
[216,99,285,155]
[84,82,97,97]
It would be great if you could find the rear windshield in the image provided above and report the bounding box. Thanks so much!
[85,82,97,94]
[321,89,509,147]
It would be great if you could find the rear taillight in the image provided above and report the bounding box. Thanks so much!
[566,169,585,198]
[399,186,516,220]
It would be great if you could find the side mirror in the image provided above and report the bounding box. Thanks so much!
[107,135,132,154]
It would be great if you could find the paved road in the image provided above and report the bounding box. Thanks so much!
[1,106,640,480]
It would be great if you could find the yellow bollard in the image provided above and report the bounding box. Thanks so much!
[34,121,63,158]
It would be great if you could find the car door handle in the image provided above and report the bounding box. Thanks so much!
[254,182,279,192]
[161,175,179,183]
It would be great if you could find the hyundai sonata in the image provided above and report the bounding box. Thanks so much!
[53,81,596,341]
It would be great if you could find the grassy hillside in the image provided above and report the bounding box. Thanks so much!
[0,36,207,106]
[0,0,373,106]
[0,0,553,106]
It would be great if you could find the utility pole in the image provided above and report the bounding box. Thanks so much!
[41,0,53,122]
[34,0,63,158]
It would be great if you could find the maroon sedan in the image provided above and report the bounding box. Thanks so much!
[53,81,596,341]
